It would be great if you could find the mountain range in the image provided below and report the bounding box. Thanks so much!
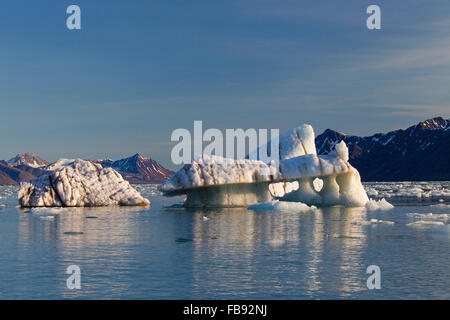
[0,153,174,186]
[315,117,450,181]
[0,117,448,185]
[93,154,174,184]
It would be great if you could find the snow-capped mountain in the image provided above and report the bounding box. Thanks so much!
[7,153,49,168]
[315,117,450,181]
[0,153,174,185]
[95,154,174,184]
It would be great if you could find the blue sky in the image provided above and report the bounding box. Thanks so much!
[1,0,449,169]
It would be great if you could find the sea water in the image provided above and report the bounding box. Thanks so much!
[0,183,448,299]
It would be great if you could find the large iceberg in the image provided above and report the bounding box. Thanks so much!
[159,124,369,208]
[19,159,150,207]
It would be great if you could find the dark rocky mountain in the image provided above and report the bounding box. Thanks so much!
[315,117,450,181]
[96,154,174,184]
[0,169,18,185]
[0,161,36,185]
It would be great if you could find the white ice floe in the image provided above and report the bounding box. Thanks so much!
[355,219,395,225]
[159,124,369,208]
[430,203,450,208]
[406,212,449,221]
[248,200,317,212]
[365,198,394,211]
[18,159,150,207]
[406,221,445,227]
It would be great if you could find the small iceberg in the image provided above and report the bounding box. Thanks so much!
[159,124,369,208]
[248,200,317,212]
[356,218,395,225]
[18,159,150,207]
[407,221,445,227]
[365,198,394,211]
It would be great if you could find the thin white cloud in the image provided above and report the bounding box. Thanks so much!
[369,41,450,70]
[373,104,450,117]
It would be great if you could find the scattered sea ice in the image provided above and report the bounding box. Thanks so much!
[365,198,394,211]
[430,203,450,208]
[406,212,449,221]
[406,221,445,227]
[354,219,395,226]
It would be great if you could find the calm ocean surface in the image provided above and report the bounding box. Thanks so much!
[0,184,448,299]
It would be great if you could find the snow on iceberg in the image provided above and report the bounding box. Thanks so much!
[159,124,369,208]
[18,159,150,207]
[248,123,317,161]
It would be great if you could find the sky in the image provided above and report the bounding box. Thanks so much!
[1,0,450,169]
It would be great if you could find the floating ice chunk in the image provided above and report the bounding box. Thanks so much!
[430,203,450,208]
[365,198,394,211]
[406,212,448,221]
[407,221,445,227]
[362,181,450,204]
[248,200,317,212]
[356,219,395,225]
[19,159,150,207]
[365,187,379,197]
[160,152,367,207]
[159,125,369,208]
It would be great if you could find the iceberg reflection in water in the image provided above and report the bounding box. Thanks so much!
[0,184,449,299]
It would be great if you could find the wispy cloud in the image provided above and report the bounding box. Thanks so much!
[371,104,450,117]
[368,41,450,70]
